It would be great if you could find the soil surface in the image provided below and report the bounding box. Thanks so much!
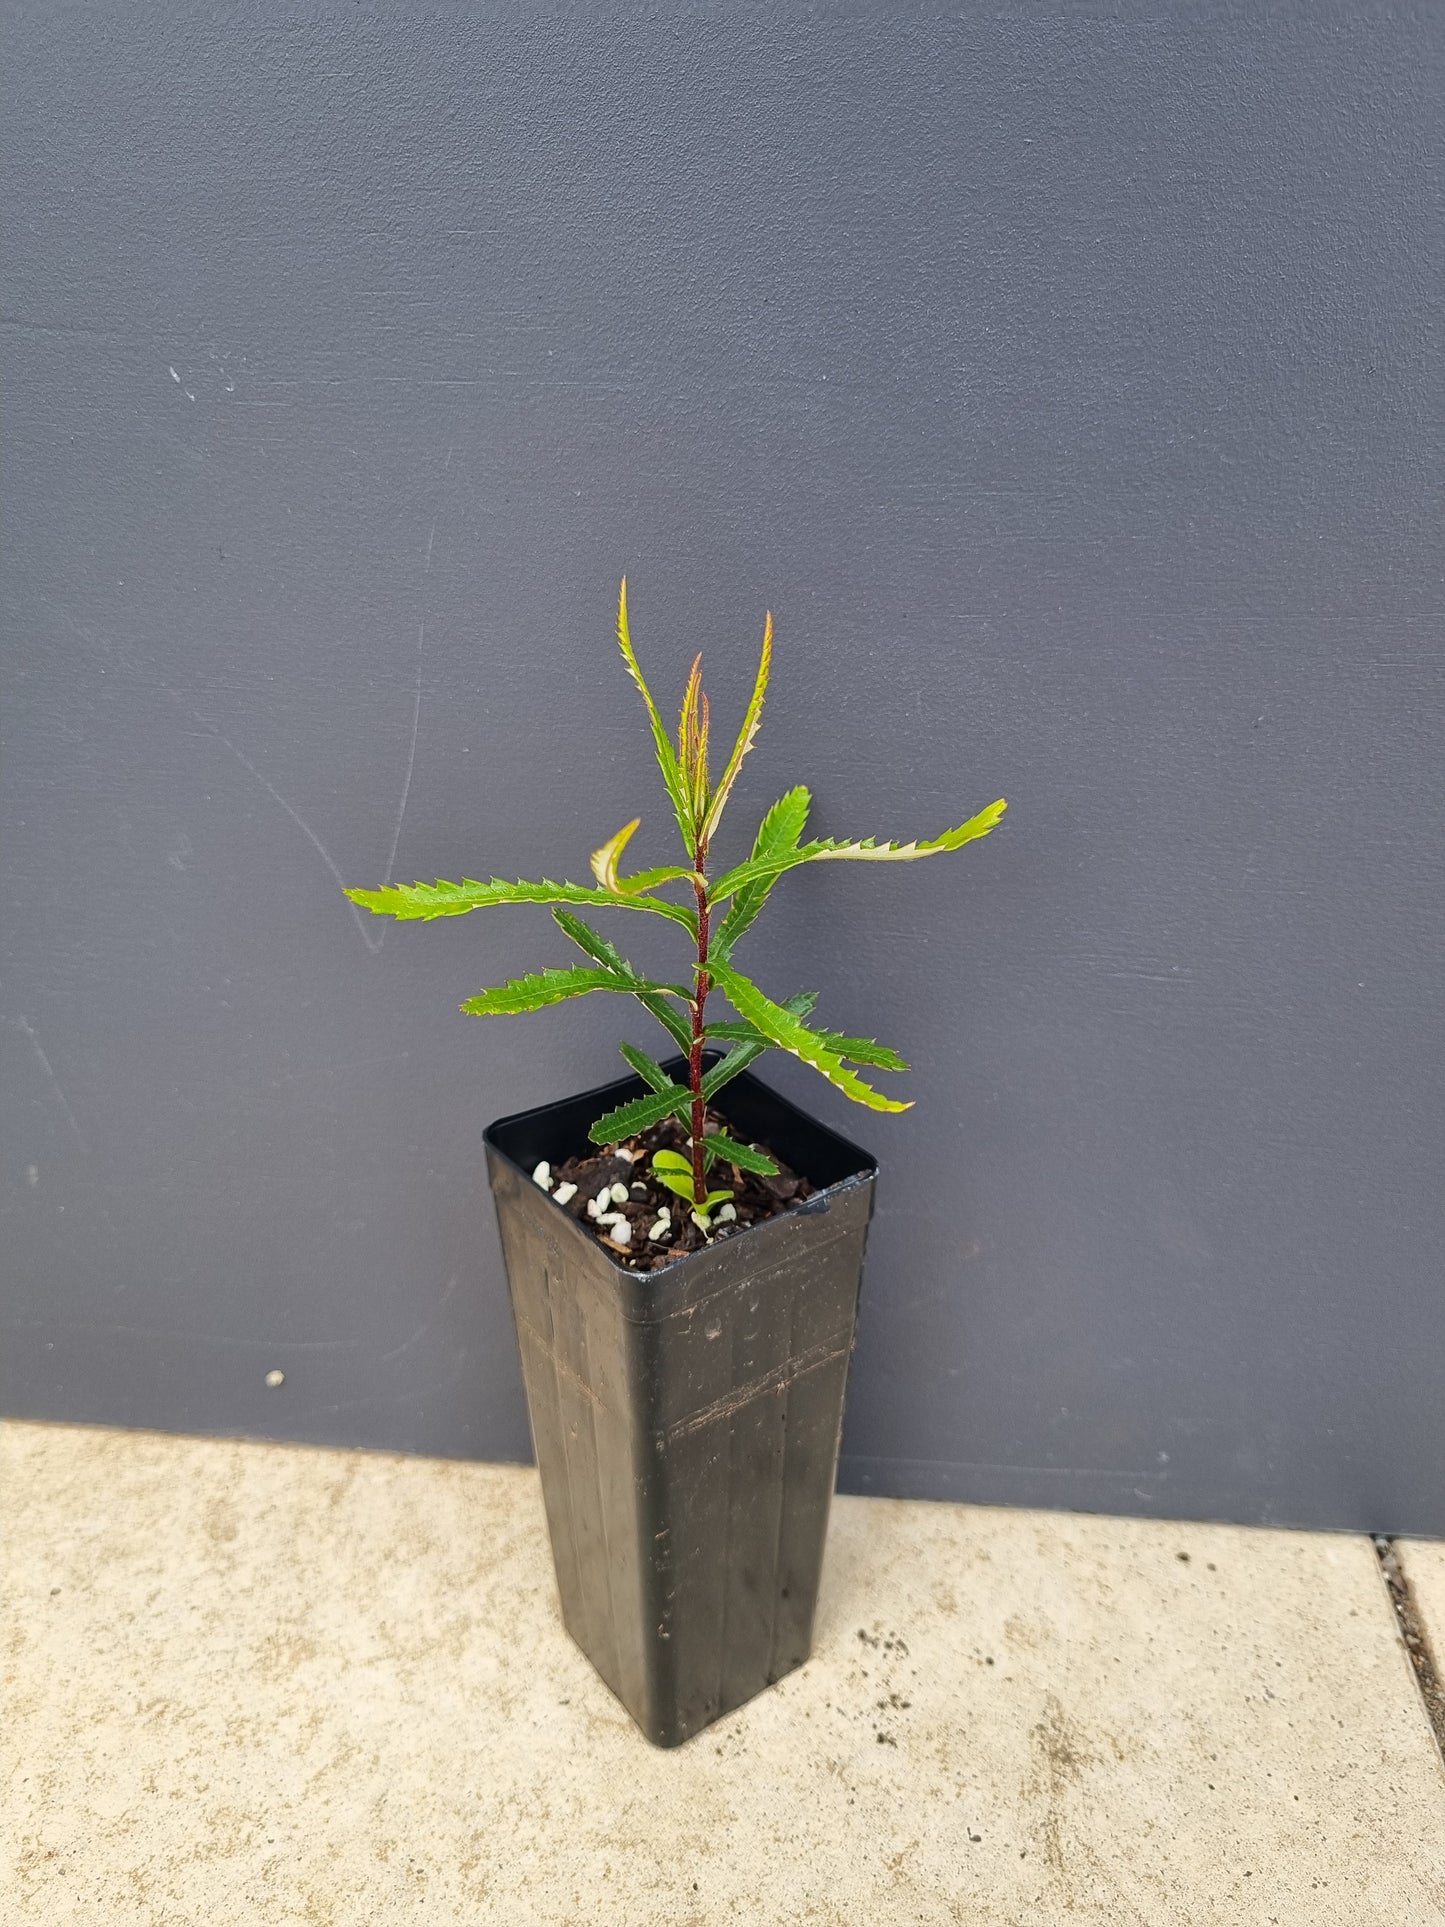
[533,1107,815,1270]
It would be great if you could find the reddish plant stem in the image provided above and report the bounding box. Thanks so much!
[689,843,710,1202]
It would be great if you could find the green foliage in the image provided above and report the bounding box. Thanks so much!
[553,910,694,1052]
[650,1149,735,1220]
[810,1028,910,1074]
[549,907,630,975]
[460,964,683,1018]
[710,786,810,965]
[707,798,1009,908]
[701,614,772,842]
[617,1039,674,1090]
[345,874,696,932]
[699,1133,779,1177]
[706,961,913,1113]
[702,991,818,1099]
[588,1083,693,1144]
[587,817,695,897]
[614,578,696,849]
[344,580,1007,1198]
[631,992,693,1056]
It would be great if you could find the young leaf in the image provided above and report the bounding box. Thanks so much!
[707,961,911,1113]
[590,818,641,892]
[616,578,696,848]
[650,1148,699,1205]
[346,874,697,933]
[588,1084,692,1145]
[648,1152,734,1213]
[710,786,811,963]
[708,797,1008,907]
[700,1133,779,1177]
[586,827,696,899]
[653,1169,699,1205]
[461,965,638,1017]
[702,610,772,842]
[678,655,711,829]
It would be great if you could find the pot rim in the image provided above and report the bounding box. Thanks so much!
[483,1051,878,1276]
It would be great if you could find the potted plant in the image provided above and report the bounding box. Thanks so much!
[345,582,1006,1746]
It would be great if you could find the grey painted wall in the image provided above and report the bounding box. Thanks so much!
[3,2,1441,1533]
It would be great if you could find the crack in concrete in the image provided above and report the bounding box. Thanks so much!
[1374,1536,1445,1762]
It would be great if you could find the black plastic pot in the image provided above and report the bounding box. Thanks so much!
[484,1054,878,1748]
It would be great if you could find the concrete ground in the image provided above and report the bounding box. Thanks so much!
[4,1420,1443,1925]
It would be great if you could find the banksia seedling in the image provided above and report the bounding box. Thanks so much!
[346,582,1006,1219]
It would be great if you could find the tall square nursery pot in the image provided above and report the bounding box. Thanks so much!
[484,1054,878,1748]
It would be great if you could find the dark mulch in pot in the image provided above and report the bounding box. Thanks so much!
[533,1106,815,1271]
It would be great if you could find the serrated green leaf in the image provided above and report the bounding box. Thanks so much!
[551,901,697,1052]
[545,923,694,1058]
[345,874,697,933]
[706,990,818,1046]
[704,999,900,1079]
[634,990,693,1054]
[704,1020,768,1044]
[700,1133,779,1177]
[700,1049,757,1100]
[813,1029,910,1073]
[461,965,634,1017]
[619,1041,672,1091]
[710,787,811,963]
[708,961,911,1113]
[508,917,695,1049]
[701,611,772,842]
[701,991,818,1098]
[708,797,1008,907]
[706,1002,900,1069]
[588,1083,692,1145]
[551,906,632,974]
[616,578,696,850]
